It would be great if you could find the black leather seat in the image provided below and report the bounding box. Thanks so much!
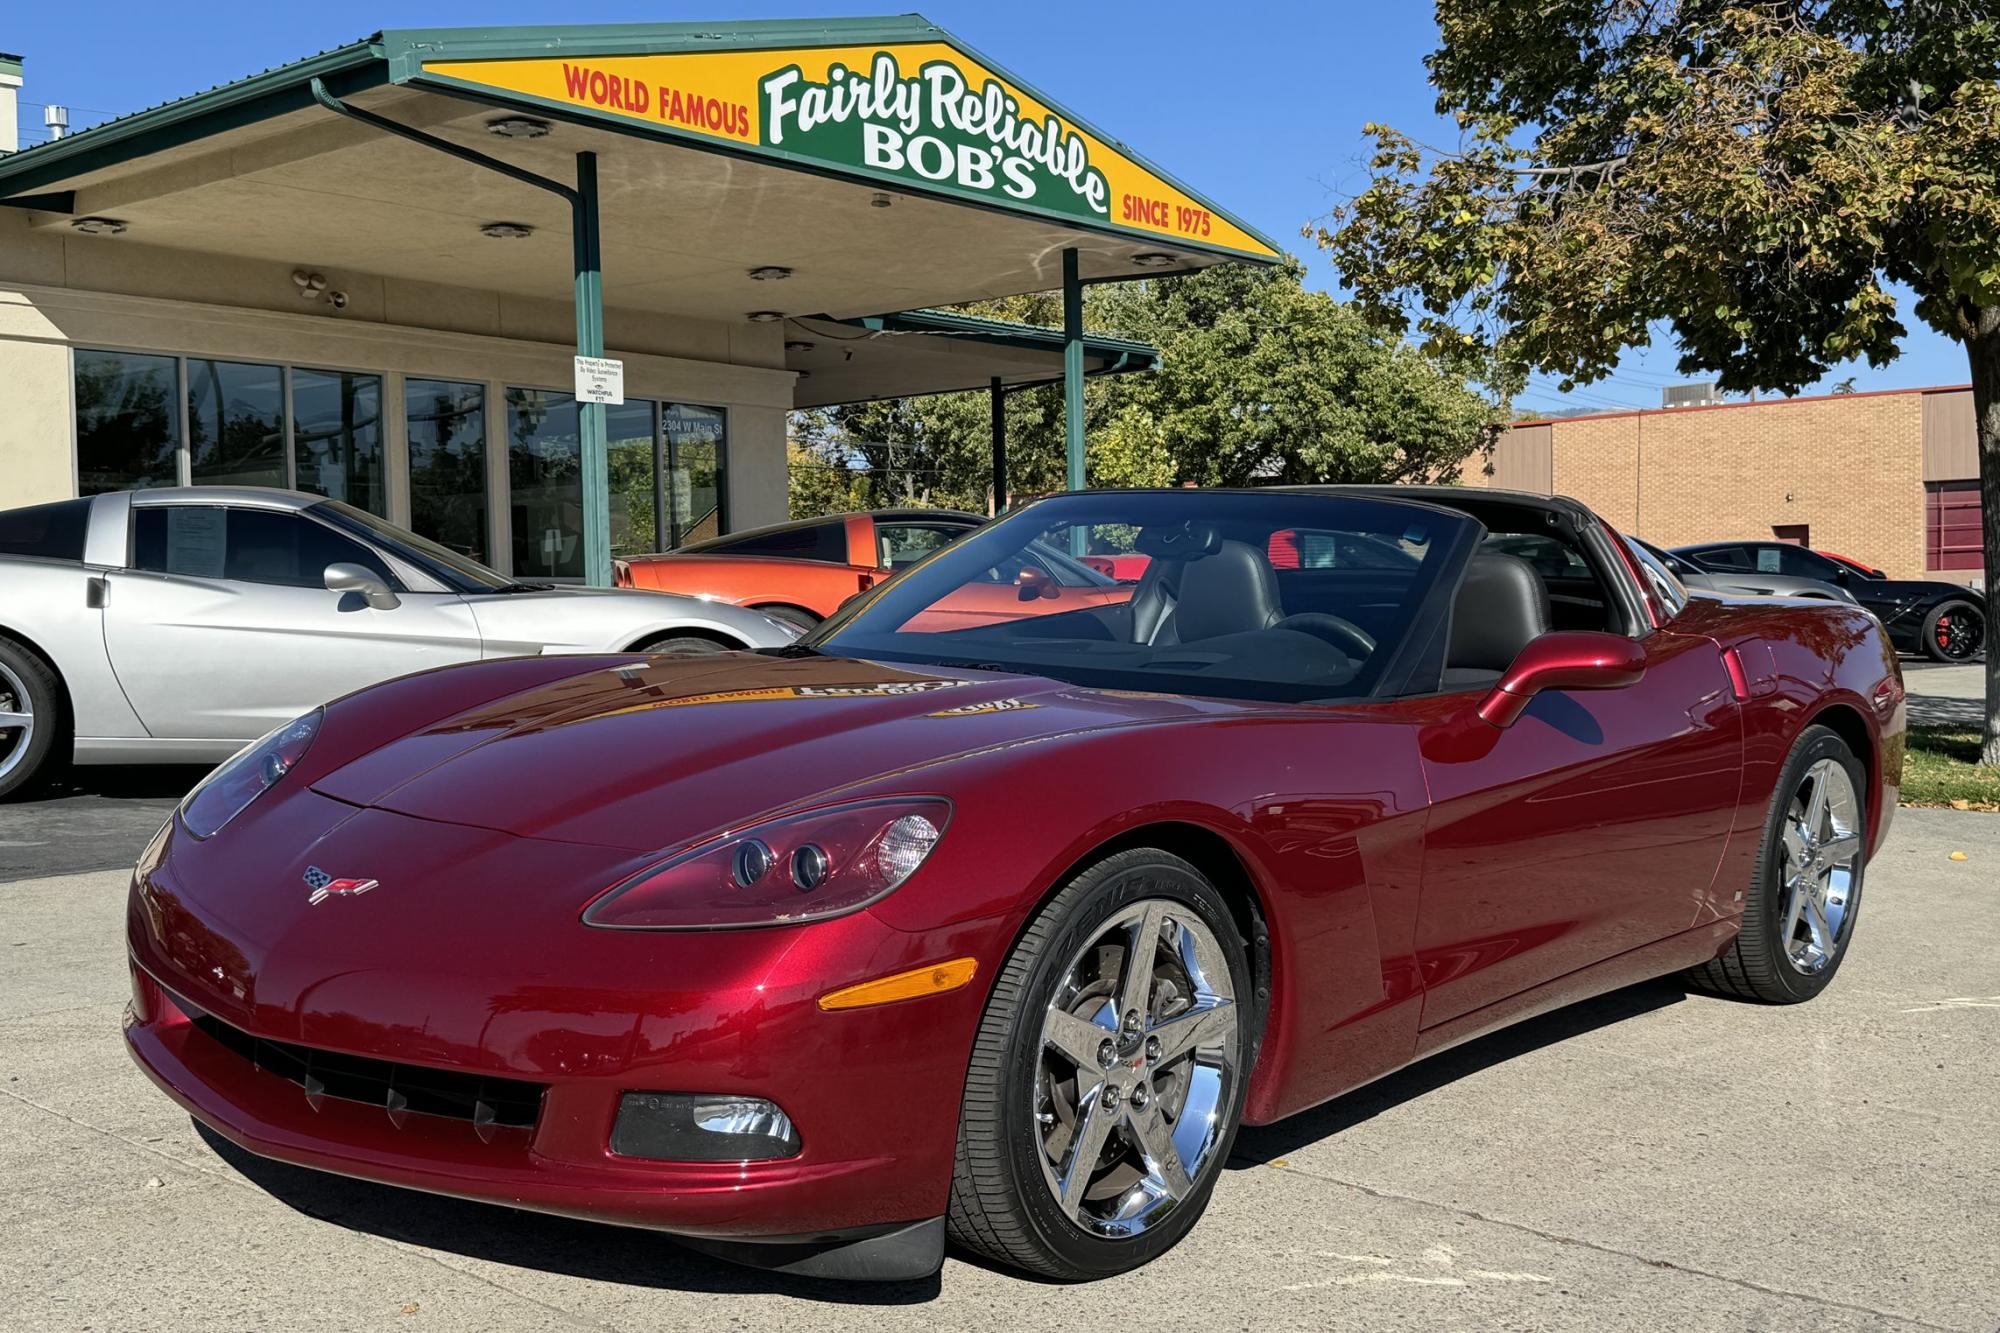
[1132,539,1284,645]
[1442,552,1549,689]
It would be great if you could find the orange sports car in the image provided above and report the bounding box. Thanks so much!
[615,508,1130,630]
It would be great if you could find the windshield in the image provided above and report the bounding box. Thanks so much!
[311,500,514,592]
[811,491,1473,704]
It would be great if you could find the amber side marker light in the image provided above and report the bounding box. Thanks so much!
[818,958,978,1011]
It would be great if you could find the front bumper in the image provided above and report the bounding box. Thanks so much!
[124,810,999,1257]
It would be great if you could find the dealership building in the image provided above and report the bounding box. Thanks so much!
[0,20,1274,582]
[1472,385,1987,586]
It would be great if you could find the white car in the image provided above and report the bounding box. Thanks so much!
[0,487,799,797]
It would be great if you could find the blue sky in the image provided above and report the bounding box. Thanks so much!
[8,1,1971,412]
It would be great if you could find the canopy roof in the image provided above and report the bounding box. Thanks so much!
[0,18,1278,330]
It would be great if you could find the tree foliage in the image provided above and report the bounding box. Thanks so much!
[1321,0,2000,763]
[788,262,1504,513]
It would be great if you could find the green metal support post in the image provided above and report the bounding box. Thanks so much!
[306,80,615,586]
[990,376,1007,515]
[572,152,611,587]
[1062,247,1085,492]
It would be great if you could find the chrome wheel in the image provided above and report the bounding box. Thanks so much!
[1777,758,1863,975]
[0,661,35,786]
[1034,899,1240,1238]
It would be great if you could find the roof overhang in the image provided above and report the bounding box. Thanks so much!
[0,18,1278,330]
[785,309,1159,408]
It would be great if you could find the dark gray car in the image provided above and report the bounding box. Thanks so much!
[1628,537,1859,605]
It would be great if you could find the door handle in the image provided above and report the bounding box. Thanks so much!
[86,576,108,609]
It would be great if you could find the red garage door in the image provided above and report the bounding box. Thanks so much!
[1926,481,1983,571]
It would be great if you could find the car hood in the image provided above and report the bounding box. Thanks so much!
[309,653,1236,853]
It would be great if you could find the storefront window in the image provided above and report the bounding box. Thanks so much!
[607,399,659,558]
[292,368,385,515]
[506,387,582,580]
[187,359,285,489]
[73,350,180,494]
[406,379,488,565]
[666,404,727,547]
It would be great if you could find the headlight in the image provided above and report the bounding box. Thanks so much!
[179,709,323,839]
[582,796,950,931]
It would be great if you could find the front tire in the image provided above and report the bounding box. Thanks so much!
[1920,599,1985,663]
[0,638,61,801]
[1687,724,1866,1003]
[948,848,1255,1279]
[632,634,733,657]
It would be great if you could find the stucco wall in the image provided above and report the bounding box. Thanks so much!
[0,208,795,546]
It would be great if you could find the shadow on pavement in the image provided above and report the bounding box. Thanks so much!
[18,765,211,803]
[1230,977,1687,1166]
[192,1124,942,1304]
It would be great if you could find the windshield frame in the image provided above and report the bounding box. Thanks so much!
[805,490,1482,704]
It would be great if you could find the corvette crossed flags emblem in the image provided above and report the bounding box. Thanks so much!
[303,865,379,906]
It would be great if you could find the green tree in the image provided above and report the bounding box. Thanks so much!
[1321,0,2000,762]
[1094,260,1505,487]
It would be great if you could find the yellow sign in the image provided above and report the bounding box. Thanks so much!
[420,43,1277,260]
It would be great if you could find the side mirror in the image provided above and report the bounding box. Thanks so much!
[1015,566,1060,601]
[325,562,400,611]
[1478,631,1646,728]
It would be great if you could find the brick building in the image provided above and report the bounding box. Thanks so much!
[1469,385,1984,585]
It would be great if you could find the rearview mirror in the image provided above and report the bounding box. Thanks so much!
[1478,631,1645,728]
[325,562,400,611]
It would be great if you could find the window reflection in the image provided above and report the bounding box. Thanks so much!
[292,368,385,515]
[666,404,727,547]
[187,359,285,489]
[74,350,180,494]
[607,399,658,558]
[406,379,488,564]
[506,388,581,580]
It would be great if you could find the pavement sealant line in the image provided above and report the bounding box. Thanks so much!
[1238,1157,1963,1333]
[0,1080,617,1333]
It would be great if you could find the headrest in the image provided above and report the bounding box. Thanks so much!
[1136,521,1223,560]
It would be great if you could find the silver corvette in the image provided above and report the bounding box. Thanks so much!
[0,487,799,798]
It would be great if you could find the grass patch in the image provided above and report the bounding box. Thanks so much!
[1902,725,2000,811]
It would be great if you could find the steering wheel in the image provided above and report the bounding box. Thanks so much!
[1275,613,1377,659]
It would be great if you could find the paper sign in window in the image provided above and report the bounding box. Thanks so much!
[166,508,227,579]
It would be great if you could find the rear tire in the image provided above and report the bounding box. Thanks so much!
[948,848,1255,1279]
[0,638,62,802]
[1920,599,1984,663]
[632,634,734,657]
[1686,724,1866,1003]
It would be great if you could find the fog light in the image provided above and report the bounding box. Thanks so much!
[610,1092,801,1162]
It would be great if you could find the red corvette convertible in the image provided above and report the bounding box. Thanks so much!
[126,486,1902,1283]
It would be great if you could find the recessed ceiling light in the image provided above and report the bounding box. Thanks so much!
[481,222,534,239]
[1130,252,1177,268]
[746,310,785,323]
[487,116,552,139]
[70,216,127,236]
[784,340,815,352]
[869,192,894,209]
[747,265,793,281]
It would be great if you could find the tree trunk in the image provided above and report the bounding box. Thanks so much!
[1968,321,2000,767]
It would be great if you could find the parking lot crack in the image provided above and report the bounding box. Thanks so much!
[1251,1160,1963,1332]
